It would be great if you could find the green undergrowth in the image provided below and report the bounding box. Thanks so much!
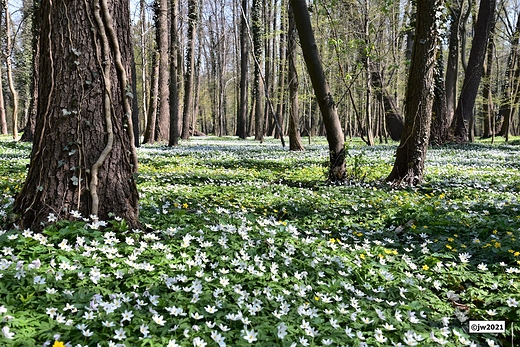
[0,136,519,347]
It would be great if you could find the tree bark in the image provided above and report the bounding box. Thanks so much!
[454,0,496,142]
[154,0,170,141]
[290,0,345,181]
[14,0,140,231]
[386,0,440,186]
[287,3,304,151]
[430,43,449,146]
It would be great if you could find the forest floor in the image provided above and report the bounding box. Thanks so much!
[0,135,519,346]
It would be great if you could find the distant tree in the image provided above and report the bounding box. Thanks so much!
[14,0,140,230]
[290,0,345,181]
[386,0,441,185]
[454,0,497,142]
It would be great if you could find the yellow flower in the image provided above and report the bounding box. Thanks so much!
[360,254,365,260]
[53,342,65,347]
[494,243,501,249]
[514,252,520,257]
[446,244,452,250]
[315,296,320,301]
[447,238,454,242]
[182,203,188,209]
[422,265,429,271]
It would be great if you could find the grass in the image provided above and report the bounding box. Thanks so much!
[0,135,519,347]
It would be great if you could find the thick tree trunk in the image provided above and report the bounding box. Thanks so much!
[169,0,181,146]
[237,0,249,139]
[181,0,197,140]
[287,4,304,151]
[14,0,140,231]
[154,0,170,141]
[290,0,345,181]
[386,0,440,186]
[454,0,496,142]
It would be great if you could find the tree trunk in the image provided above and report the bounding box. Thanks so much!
[430,42,449,146]
[181,0,197,140]
[497,11,520,140]
[454,0,496,142]
[5,6,19,140]
[287,3,304,151]
[14,0,140,231]
[445,1,463,126]
[386,0,440,186]
[252,0,264,141]
[19,0,40,142]
[154,0,170,141]
[169,0,181,146]
[143,52,159,144]
[0,63,7,135]
[481,29,495,138]
[0,1,4,135]
[237,0,249,139]
[371,70,404,141]
[290,0,345,181]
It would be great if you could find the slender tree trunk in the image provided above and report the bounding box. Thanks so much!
[430,42,449,145]
[14,0,140,230]
[143,52,160,144]
[498,11,520,140]
[5,7,19,140]
[237,0,249,139]
[181,0,197,140]
[481,29,495,138]
[154,0,170,141]
[386,0,440,185]
[287,3,304,151]
[0,63,7,135]
[0,0,4,135]
[454,0,496,142]
[445,2,463,126]
[290,0,345,181]
[140,0,148,132]
[371,70,403,141]
[363,2,375,146]
[252,0,264,141]
[169,0,181,146]
[19,0,40,142]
